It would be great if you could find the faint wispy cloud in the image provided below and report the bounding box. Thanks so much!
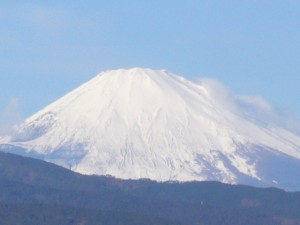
[27,5,67,31]
[0,97,22,136]
[196,78,300,135]
[3,3,68,33]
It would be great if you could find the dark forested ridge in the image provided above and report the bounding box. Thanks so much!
[0,203,180,225]
[1,150,300,225]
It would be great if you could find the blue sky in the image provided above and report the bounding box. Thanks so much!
[0,1,300,120]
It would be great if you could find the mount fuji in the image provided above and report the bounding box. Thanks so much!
[1,68,300,190]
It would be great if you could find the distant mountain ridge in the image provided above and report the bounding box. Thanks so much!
[1,68,300,190]
[1,151,300,225]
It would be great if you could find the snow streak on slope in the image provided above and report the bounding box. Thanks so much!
[1,68,300,190]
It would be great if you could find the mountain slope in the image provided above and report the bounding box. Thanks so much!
[1,68,300,190]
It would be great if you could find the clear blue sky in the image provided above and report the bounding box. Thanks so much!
[0,1,299,119]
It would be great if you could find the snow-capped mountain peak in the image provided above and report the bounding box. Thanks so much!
[1,68,300,190]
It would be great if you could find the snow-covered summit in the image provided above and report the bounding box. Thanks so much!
[1,68,300,190]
